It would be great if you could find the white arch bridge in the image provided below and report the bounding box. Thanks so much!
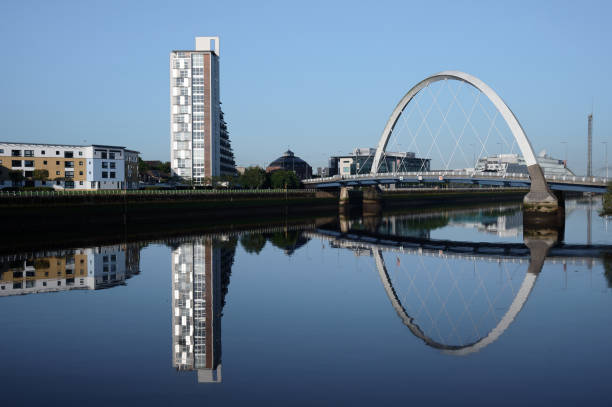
[303,71,609,196]
[307,228,612,355]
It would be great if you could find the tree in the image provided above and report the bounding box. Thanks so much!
[239,233,267,254]
[267,231,310,256]
[8,170,24,186]
[604,182,612,214]
[239,166,270,189]
[32,169,49,182]
[159,161,171,175]
[270,170,300,189]
[219,174,239,188]
[603,252,612,288]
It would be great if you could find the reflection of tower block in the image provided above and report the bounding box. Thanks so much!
[194,243,222,383]
[172,239,235,383]
[198,364,222,383]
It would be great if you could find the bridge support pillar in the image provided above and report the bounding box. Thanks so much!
[339,187,362,223]
[523,164,559,213]
[363,185,383,216]
[339,187,350,206]
[524,226,559,276]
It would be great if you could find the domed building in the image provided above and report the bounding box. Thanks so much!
[266,150,312,180]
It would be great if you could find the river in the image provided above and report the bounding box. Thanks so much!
[1,197,611,406]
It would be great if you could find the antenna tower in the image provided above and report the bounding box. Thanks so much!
[587,113,593,177]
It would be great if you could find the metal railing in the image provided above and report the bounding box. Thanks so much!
[305,170,610,185]
[0,188,318,198]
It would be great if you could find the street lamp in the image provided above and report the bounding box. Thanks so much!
[469,143,475,167]
[560,141,568,166]
[602,141,608,179]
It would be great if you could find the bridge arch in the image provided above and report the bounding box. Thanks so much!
[371,71,556,208]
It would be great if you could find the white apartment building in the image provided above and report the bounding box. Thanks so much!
[0,142,140,190]
[170,37,221,184]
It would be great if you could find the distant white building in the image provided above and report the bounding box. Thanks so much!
[474,151,574,177]
[328,147,430,176]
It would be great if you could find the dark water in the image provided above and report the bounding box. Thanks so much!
[1,198,612,406]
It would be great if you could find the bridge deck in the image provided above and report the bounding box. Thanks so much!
[304,171,610,193]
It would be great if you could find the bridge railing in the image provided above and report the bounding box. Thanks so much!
[0,188,319,198]
[305,171,610,186]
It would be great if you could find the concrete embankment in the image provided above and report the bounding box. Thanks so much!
[0,190,339,234]
[381,188,528,208]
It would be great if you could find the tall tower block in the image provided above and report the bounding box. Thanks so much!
[170,37,221,184]
[587,113,593,177]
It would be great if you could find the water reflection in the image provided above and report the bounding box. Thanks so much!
[312,200,611,355]
[170,237,236,383]
[0,243,141,296]
[1,199,611,396]
[340,203,523,238]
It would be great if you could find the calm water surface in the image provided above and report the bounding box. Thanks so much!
[1,198,612,406]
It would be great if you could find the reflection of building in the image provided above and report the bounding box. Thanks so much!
[328,148,430,176]
[449,209,522,237]
[266,150,313,180]
[171,238,235,383]
[0,244,141,296]
[474,151,574,177]
[0,142,140,190]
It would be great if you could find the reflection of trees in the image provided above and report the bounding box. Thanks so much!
[268,231,310,256]
[603,252,612,288]
[239,231,310,256]
[216,238,237,310]
[240,233,267,254]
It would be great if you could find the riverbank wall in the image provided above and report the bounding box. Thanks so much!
[381,188,527,209]
[0,187,528,233]
[0,187,530,253]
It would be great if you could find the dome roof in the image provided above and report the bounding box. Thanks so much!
[269,151,309,168]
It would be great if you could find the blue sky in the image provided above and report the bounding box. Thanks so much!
[0,0,610,174]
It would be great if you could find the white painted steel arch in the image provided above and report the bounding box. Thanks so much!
[371,70,538,174]
[373,250,539,355]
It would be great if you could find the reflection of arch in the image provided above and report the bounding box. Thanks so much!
[371,71,555,205]
[373,249,539,355]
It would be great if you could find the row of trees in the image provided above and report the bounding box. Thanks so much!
[7,169,53,185]
[604,182,612,214]
[175,167,300,189]
[226,167,300,189]
[137,158,171,177]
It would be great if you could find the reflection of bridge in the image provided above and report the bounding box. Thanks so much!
[307,229,611,355]
[307,229,609,264]
[303,71,609,207]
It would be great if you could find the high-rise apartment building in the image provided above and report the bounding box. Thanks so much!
[171,37,231,184]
